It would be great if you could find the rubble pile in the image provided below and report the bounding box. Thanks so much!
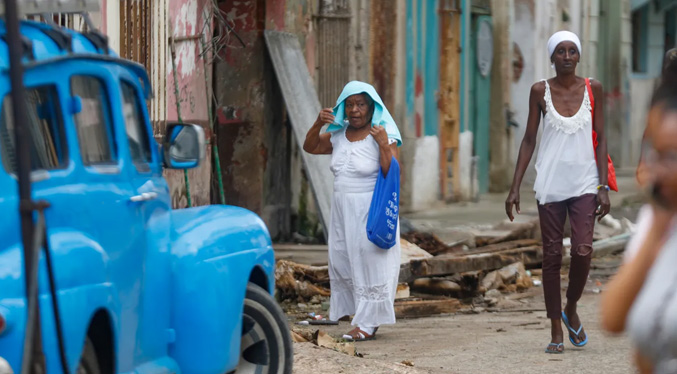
[276,214,633,318]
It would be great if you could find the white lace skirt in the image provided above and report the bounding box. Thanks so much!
[328,188,401,328]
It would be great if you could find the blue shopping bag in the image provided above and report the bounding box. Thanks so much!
[366,156,400,249]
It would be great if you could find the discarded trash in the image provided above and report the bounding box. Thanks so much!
[533,279,542,287]
[297,320,310,325]
[315,330,357,356]
[292,330,309,342]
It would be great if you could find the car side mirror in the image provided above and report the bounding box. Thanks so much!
[163,123,206,169]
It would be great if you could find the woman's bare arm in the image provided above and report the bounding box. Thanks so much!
[303,108,334,155]
[505,82,544,220]
[370,125,398,175]
[592,80,610,220]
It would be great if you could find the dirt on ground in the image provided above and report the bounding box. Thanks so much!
[290,257,634,374]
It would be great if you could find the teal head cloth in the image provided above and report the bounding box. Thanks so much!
[325,81,403,147]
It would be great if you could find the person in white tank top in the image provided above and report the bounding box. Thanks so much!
[505,31,611,354]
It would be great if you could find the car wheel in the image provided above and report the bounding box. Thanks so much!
[236,283,293,374]
[77,338,101,374]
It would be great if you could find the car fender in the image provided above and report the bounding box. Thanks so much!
[169,205,275,373]
[0,230,120,374]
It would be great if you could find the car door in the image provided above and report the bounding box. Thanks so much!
[68,70,150,371]
[115,72,174,366]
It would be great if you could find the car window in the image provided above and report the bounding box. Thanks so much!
[71,76,116,165]
[120,81,152,171]
[0,85,67,174]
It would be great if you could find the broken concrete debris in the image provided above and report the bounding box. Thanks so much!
[396,283,411,300]
[401,238,434,263]
[497,262,534,290]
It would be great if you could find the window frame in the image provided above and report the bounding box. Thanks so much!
[119,78,154,173]
[70,74,119,168]
[632,5,649,73]
[0,84,69,175]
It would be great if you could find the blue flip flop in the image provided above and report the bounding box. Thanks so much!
[562,311,588,347]
[545,343,564,354]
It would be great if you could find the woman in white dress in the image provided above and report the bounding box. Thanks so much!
[303,81,402,341]
[505,31,611,354]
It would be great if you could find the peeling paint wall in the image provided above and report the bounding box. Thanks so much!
[166,0,213,208]
[212,0,327,240]
[99,0,213,208]
[215,0,267,215]
[400,0,441,209]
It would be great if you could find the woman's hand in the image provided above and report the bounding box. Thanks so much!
[596,189,611,222]
[315,108,335,126]
[370,124,389,148]
[303,108,335,155]
[505,190,521,221]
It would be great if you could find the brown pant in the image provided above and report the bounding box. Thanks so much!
[537,194,597,319]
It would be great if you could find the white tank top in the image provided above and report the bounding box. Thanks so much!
[533,79,599,204]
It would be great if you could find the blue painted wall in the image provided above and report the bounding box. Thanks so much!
[404,0,440,138]
[405,0,415,135]
[424,0,440,136]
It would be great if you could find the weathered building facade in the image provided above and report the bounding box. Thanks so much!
[79,0,664,243]
[94,0,215,207]
[506,0,677,179]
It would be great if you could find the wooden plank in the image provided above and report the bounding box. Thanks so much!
[264,31,333,237]
[403,245,543,282]
[274,244,329,266]
[474,224,535,247]
[400,233,628,282]
[461,239,540,256]
[395,298,462,318]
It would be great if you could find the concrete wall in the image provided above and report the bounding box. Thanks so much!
[509,0,637,188]
[597,0,632,167]
[510,0,563,187]
[213,0,324,240]
[214,0,268,216]
[627,1,673,168]
[488,0,514,192]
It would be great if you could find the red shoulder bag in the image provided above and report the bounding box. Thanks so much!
[585,78,618,192]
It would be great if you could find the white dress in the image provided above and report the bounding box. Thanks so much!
[328,126,401,329]
[533,79,599,204]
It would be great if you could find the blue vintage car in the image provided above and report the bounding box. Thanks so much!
[0,11,292,374]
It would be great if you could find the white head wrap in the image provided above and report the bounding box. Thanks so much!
[547,31,582,68]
